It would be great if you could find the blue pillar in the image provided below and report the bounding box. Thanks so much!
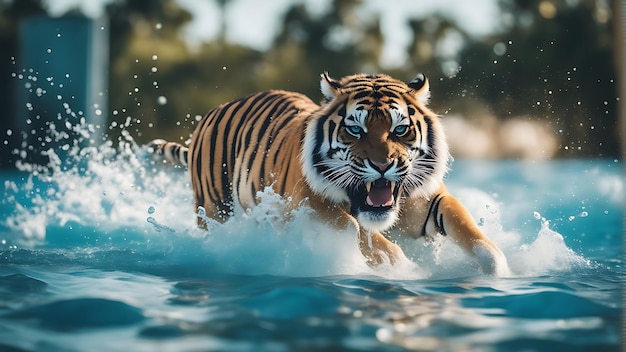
[16,14,108,164]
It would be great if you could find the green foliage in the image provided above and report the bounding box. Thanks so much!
[255,0,383,99]
[451,0,619,157]
[1,0,620,159]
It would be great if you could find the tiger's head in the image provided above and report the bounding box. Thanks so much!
[301,73,449,233]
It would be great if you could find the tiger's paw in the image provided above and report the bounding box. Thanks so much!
[360,232,407,266]
[473,241,511,277]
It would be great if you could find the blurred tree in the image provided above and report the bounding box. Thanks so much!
[215,0,230,43]
[0,0,619,161]
[105,0,193,142]
[256,0,384,99]
[406,0,619,158]
[105,0,263,143]
[400,15,472,116]
[471,0,617,157]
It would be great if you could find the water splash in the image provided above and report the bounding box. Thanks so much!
[1,119,593,279]
[506,210,590,275]
[568,211,588,222]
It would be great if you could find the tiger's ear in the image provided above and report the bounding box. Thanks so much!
[320,72,342,101]
[408,73,430,105]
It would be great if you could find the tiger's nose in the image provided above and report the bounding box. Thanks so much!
[370,160,391,172]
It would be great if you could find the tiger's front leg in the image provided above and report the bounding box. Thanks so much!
[428,191,511,276]
[303,195,407,266]
[358,230,407,266]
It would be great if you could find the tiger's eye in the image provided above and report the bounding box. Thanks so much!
[393,125,409,136]
[346,125,363,138]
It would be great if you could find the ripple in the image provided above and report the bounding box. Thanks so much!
[462,290,619,319]
[0,274,47,294]
[240,285,341,319]
[6,297,145,331]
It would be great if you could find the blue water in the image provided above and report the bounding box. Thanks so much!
[0,136,622,351]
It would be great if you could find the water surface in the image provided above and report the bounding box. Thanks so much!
[0,137,622,351]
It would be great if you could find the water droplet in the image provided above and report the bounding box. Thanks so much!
[493,42,506,56]
[533,211,541,220]
[157,96,167,105]
[148,206,156,214]
[152,55,158,61]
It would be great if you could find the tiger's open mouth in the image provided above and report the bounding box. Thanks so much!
[346,177,402,228]
[365,178,396,208]
[358,178,402,212]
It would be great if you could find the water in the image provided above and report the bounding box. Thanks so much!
[0,129,622,351]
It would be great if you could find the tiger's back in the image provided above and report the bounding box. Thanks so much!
[189,90,319,220]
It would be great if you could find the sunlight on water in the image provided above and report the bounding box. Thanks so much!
[1,119,598,280]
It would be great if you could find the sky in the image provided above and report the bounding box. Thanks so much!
[44,0,501,68]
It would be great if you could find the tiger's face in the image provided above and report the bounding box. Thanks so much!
[302,73,449,233]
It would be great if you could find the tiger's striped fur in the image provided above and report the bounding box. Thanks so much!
[149,73,510,276]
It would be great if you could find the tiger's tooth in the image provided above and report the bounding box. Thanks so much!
[390,181,396,191]
[365,182,372,193]
[366,195,374,206]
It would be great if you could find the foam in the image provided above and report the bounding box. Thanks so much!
[1,121,593,279]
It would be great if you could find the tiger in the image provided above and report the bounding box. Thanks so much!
[149,72,510,276]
